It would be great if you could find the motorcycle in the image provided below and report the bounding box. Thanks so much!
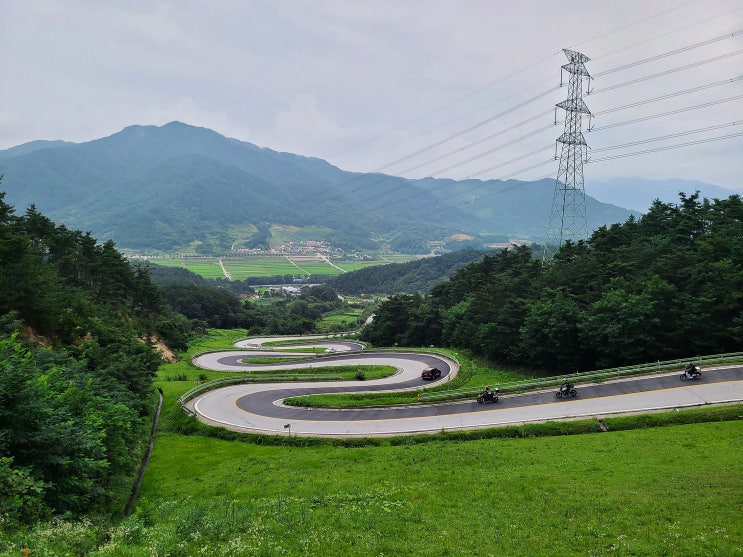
[477,388,499,404]
[555,381,577,399]
[680,364,702,381]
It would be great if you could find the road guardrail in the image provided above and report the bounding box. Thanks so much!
[418,352,743,403]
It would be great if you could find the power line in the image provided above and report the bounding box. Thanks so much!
[407,125,556,177]
[568,0,703,50]
[373,85,560,173]
[590,49,743,95]
[358,121,743,224]
[591,121,743,152]
[469,157,555,181]
[361,78,740,215]
[350,66,741,217]
[291,6,742,227]
[366,52,741,193]
[396,109,554,176]
[593,76,743,115]
[362,157,558,220]
[328,56,560,160]
[326,2,739,190]
[316,89,561,205]
[594,30,742,77]
[588,94,743,132]
[433,144,554,180]
[588,132,743,163]
[589,5,743,63]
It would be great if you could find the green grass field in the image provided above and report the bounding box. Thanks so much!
[147,257,227,279]
[315,310,363,332]
[127,419,741,557]
[144,255,417,281]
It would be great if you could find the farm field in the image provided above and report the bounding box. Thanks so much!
[142,254,417,281]
[147,256,226,279]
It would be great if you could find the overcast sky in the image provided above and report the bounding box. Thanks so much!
[2,0,742,189]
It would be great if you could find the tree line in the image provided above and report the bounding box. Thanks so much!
[0,189,354,526]
[327,248,488,295]
[0,191,187,524]
[361,193,743,372]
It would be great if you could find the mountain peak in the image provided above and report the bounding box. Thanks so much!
[0,122,642,253]
[0,139,73,159]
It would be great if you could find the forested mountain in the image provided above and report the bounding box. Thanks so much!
[361,193,743,372]
[328,248,491,294]
[0,122,637,253]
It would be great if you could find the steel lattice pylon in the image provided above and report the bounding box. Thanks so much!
[543,49,592,263]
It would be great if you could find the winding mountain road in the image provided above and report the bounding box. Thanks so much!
[188,337,743,437]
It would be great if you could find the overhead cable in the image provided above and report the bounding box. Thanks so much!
[589,5,743,62]
[593,76,743,115]
[591,121,743,152]
[372,85,561,173]
[595,30,743,77]
[588,132,743,163]
[395,109,554,175]
[590,50,743,95]
[467,157,555,180]
[589,94,743,132]
[568,0,702,50]
[404,124,556,177]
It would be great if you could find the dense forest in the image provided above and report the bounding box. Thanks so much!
[159,281,348,334]
[0,191,197,524]
[328,248,490,294]
[0,190,361,528]
[361,194,743,372]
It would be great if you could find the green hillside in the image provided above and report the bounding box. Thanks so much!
[328,247,490,294]
[0,122,638,254]
[362,193,743,372]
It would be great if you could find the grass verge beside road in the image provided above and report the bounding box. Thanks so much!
[13,411,738,556]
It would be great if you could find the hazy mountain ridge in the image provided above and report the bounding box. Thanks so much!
[586,177,742,213]
[0,121,677,253]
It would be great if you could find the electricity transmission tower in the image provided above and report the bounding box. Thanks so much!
[543,49,592,263]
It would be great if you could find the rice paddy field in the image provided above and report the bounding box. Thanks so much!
[143,254,416,281]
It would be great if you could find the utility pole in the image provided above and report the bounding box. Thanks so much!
[543,49,592,263]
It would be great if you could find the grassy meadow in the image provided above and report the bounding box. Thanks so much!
[4,330,741,556]
[130,419,742,557]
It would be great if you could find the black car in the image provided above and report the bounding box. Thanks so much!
[421,367,442,380]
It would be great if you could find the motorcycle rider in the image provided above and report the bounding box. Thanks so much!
[684,363,699,378]
[484,386,493,401]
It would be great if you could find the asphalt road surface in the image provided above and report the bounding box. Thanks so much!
[189,337,743,437]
